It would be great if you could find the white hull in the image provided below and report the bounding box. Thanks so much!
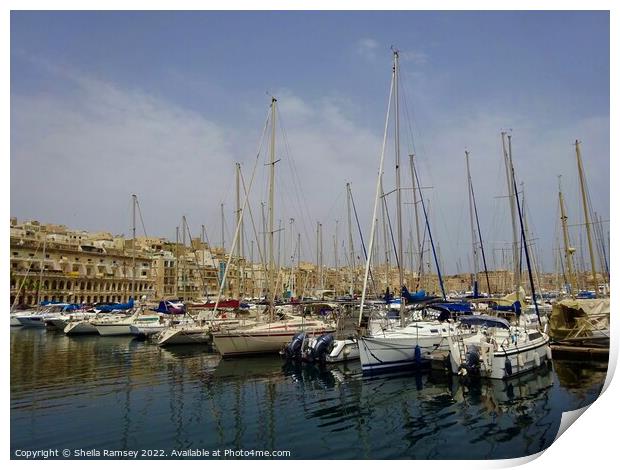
[130,324,166,337]
[359,322,457,372]
[448,329,552,380]
[94,324,133,336]
[64,321,98,335]
[326,339,360,363]
[45,318,69,331]
[213,322,335,357]
[17,316,47,328]
[157,326,212,346]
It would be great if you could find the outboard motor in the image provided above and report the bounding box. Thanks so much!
[283,332,306,360]
[310,333,335,363]
[459,345,481,376]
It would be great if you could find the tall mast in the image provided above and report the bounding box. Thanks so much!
[261,201,267,296]
[319,222,324,290]
[380,178,390,287]
[465,151,479,295]
[36,236,47,305]
[409,154,423,283]
[346,183,355,297]
[508,142,540,324]
[220,202,225,253]
[359,55,395,325]
[393,50,404,297]
[334,220,339,296]
[182,215,187,299]
[316,221,320,290]
[235,162,242,299]
[575,140,598,295]
[268,97,277,311]
[289,218,295,298]
[558,175,576,295]
[501,133,521,299]
[174,225,179,298]
[131,194,137,300]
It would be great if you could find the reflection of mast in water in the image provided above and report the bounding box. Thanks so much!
[451,367,555,457]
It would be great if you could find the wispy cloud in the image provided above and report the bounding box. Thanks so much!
[356,38,380,61]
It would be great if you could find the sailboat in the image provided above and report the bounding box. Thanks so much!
[446,134,551,379]
[211,97,336,357]
[356,50,463,373]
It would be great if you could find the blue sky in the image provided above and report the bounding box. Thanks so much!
[10,11,610,276]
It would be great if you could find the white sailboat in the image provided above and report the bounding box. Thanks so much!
[356,50,455,372]
[209,97,337,357]
[447,315,551,380]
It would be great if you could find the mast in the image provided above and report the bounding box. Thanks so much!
[131,194,137,300]
[235,162,242,299]
[501,133,521,300]
[174,225,179,298]
[268,97,277,312]
[289,218,295,298]
[575,140,598,295]
[316,221,320,290]
[36,236,47,305]
[220,202,225,254]
[465,151,479,296]
[319,222,324,290]
[508,142,540,324]
[393,49,405,323]
[346,183,355,297]
[409,154,423,281]
[182,215,187,299]
[558,175,576,295]
[358,53,395,326]
[334,220,339,296]
[380,178,390,288]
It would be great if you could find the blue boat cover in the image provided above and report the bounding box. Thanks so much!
[97,297,134,313]
[433,302,472,313]
[458,315,510,329]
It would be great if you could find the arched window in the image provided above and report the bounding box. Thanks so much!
[51,280,57,290]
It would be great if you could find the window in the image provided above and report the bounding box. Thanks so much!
[45,254,50,259]
[12,252,18,256]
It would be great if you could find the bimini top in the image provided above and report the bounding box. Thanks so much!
[458,315,510,330]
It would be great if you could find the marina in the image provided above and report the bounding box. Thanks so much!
[9,9,610,462]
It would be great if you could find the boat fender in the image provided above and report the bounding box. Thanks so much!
[533,352,541,368]
[414,345,422,365]
[545,346,552,361]
[517,354,525,368]
[504,358,512,376]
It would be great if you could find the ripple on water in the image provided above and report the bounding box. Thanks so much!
[10,329,607,459]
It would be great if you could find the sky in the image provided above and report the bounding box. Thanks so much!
[10,10,610,275]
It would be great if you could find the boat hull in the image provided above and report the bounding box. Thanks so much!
[17,316,47,328]
[214,328,335,357]
[157,327,212,346]
[64,321,98,335]
[94,324,133,336]
[358,334,443,372]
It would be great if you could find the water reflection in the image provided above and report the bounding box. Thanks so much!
[11,329,606,459]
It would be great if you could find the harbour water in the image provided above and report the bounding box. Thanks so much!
[11,327,607,460]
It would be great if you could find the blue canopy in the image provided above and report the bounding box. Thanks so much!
[97,297,134,313]
[433,302,472,313]
[491,300,522,315]
[401,286,431,303]
[458,315,510,329]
